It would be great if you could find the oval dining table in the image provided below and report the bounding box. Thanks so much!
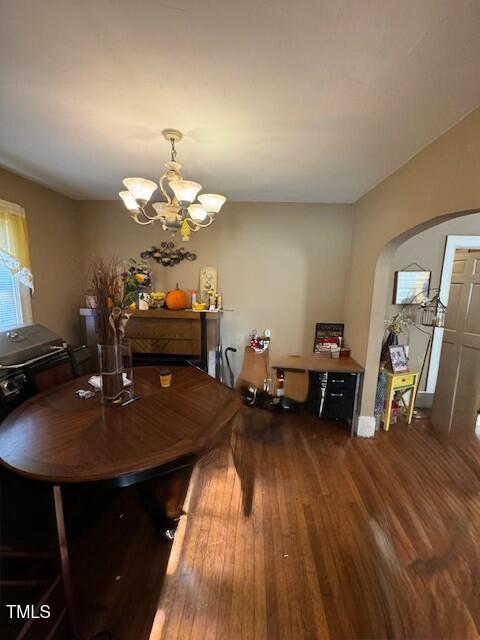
[0,365,241,639]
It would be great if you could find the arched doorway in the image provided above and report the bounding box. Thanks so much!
[361,209,480,435]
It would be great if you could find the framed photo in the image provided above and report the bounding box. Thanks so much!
[313,323,344,353]
[388,345,408,373]
[199,266,217,304]
[393,270,431,304]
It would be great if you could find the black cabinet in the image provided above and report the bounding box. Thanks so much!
[307,371,361,431]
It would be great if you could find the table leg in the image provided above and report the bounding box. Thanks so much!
[407,380,419,424]
[383,381,393,431]
[53,484,79,639]
[53,485,112,640]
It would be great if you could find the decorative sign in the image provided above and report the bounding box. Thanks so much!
[393,271,431,304]
[140,243,197,267]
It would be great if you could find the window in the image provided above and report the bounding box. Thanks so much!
[0,199,33,331]
[0,261,24,330]
[0,262,31,331]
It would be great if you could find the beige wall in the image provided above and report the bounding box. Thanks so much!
[345,106,480,425]
[77,201,354,377]
[0,167,83,343]
[388,214,480,392]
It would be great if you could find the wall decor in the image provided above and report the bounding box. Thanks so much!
[393,270,431,304]
[199,266,217,304]
[140,243,196,267]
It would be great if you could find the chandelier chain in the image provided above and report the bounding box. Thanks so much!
[170,138,177,162]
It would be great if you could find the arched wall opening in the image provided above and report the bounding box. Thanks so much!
[359,208,480,434]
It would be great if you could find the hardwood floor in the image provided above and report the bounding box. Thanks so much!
[69,470,191,640]
[151,409,480,640]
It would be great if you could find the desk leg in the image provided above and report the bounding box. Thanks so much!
[351,373,362,436]
[53,485,79,639]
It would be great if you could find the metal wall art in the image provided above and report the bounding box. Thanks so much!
[140,243,197,267]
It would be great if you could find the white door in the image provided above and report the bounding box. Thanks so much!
[432,250,480,435]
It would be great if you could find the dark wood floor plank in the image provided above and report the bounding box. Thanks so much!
[152,413,480,640]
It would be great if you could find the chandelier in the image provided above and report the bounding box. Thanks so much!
[119,129,226,241]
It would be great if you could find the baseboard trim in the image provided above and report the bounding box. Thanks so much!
[416,391,433,408]
[357,416,376,438]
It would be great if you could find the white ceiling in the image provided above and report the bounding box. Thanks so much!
[1,0,480,202]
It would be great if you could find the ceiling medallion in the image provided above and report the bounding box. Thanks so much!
[119,129,226,241]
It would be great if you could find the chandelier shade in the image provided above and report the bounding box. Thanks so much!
[188,204,208,221]
[119,190,140,212]
[119,128,226,239]
[123,177,158,203]
[198,193,226,214]
[169,179,202,205]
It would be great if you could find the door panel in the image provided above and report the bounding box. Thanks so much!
[451,345,480,434]
[444,282,462,330]
[431,341,458,432]
[432,249,480,435]
[466,283,480,334]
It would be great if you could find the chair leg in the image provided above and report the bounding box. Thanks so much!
[135,483,177,540]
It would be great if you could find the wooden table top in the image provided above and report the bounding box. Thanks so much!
[0,366,241,484]
[271,354,364,373]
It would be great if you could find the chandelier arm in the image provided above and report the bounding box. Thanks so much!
[188,216,215,230]
[136,203,163,222]
[131,213,153,225]
[159,172,173,205]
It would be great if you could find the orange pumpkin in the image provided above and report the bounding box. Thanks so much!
[165,284,188,310]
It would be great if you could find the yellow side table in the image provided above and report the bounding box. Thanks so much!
[382,370,420,431]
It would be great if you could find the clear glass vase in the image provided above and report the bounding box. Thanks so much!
[97,339,134,405]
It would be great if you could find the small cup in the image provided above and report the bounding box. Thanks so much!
[159,369,172,388]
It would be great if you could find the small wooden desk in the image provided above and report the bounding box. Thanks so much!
[271,355,364,435]
[382,370,420,431]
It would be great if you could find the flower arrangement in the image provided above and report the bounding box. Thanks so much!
[88,257,137,345]
[122,259,152,296]
[384,312,413,335]
[380,311,413,364]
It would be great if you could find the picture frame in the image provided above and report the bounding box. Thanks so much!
[393,270,431,304]
[388,345,409,373]
[313,323,344,353]
[199,266,217,304]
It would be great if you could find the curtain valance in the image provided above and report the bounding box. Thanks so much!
[0,199,33,289]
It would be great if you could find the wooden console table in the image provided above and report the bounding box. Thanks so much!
[80,308,221,377]
[271,355,364,435]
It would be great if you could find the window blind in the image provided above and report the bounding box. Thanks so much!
[0,257,22,331]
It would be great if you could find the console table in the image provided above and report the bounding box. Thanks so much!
[80,308,222,377]
[271,355,364,435]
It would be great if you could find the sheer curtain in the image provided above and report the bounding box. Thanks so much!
[0,199,33,289]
